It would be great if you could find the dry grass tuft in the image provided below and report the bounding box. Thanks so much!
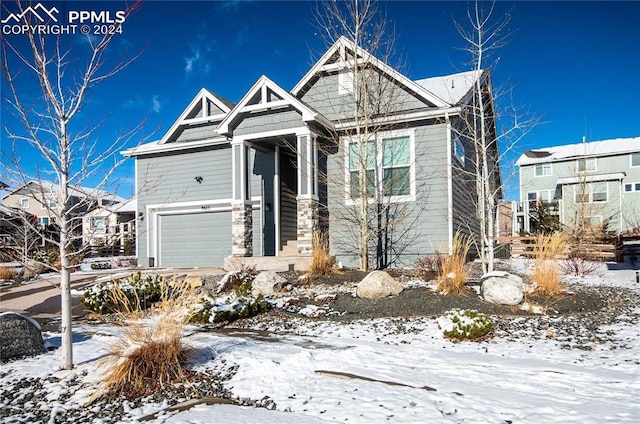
[309,230,334,277]
[0,266,16,280]
[95,275,196,399]
[437,232,472,295]
[532,233,567,297]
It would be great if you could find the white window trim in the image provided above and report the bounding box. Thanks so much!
[624,181,640,192]
[575,182,609,203]
[534,163,552,177]
[453,135,465,166]
[343,129,416,205]
[631,152,640,168]
[20,198,29,208]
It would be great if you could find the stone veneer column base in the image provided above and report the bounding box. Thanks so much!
[297,197,318,257]
[232,202,253,257]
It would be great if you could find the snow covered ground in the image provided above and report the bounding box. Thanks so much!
[1,262,639,423]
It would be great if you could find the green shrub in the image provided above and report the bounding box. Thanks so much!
[83,272,162,314]
[190,280,269,324]
[437,308,493,340]
[90,262,112,270]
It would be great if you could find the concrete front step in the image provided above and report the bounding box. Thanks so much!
[223,256,310,272]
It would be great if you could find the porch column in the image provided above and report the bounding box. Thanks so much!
[296,133,319,257]
[231,142,253,257]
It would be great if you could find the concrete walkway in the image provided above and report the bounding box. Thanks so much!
[0,267,225,324]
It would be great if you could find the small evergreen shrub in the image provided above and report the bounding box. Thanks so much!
[90,262,112,270]
[190,280,269,324]
[83,272,163,314]
[437,308,493,340]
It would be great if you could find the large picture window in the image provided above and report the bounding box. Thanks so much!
[575,182,608,203]
[346,130,414,201]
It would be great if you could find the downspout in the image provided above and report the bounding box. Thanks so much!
[445,112,453,254]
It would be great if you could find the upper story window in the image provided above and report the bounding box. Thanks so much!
[453,136,465,165]
[37,217,49,226]
[575,182,608,203]
[624,182,640,192]
[20,198,29,208]
[577,157,596,173]
[631,152,640,167]
[534,163,552,177]
[346,130,415,201]
[91,217,107,230]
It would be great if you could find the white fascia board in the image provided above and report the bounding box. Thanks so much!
[123,137,229,157]
[556,173,626,185]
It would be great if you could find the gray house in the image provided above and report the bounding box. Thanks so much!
[124,37,499,269]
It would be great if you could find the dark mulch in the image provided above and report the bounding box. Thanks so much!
[276,267,609,322]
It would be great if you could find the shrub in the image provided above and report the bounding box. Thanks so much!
[437,232,472,295]
[90,262,112,270]
[437,308,493,340]
[190,280,269,324]
[217,267,256,294]
[414,253,443,281]
[0,267,16,281]
[309,230,334,277]
[83,272,163,314]
[560,250,602,277]
[532,233,567,296]
[33,248,58,265]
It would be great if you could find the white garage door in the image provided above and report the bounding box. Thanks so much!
[159,211,231,267]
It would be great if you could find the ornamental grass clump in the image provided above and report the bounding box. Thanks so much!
[437,308,494,341]
[437,232,472,295]
[532,233,567,297]
[96,276,196,399]
[309,229,334,277]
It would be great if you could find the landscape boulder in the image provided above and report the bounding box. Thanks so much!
[251,271,287,297]
[480,272,528,305]
[0,312,46,361]
[19,261,47,280]
[356,271,403,300]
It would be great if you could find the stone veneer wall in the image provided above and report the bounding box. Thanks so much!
[232,202,253,256]
[297,197,318,257]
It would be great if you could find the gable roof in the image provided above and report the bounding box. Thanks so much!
[414,70,484,105]
[291,36,449,108]
[2,180,124,203]
[516,137,640,166]
[158,88,233,145]
[217,75,334,135]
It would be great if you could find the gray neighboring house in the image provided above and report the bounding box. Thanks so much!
[517,137,640,234]
[124,37,499,268]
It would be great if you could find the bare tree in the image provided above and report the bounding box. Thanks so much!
[1,0,143,369]
[312,0,426,270]
[454,0,539,273]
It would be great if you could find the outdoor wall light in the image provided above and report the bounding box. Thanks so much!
[195,176,203,184]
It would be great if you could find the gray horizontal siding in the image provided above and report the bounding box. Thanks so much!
[136,145,232,265]
[234,109,304,136]
[171,123,219,143]
[326,123,450,268]
[300,71,432,123]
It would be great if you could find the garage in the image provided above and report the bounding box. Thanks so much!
[158,211,232,267]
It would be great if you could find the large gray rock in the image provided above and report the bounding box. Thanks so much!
[0,312,45,360]
[20,261,47,279]
[251,271,287,297]
[356,271,403,300]
[480,272,527,305]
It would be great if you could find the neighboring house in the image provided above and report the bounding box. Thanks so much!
[516,137,640,234]
[124,37,499,268]
[2,181,124,246]
[82,198,136,252]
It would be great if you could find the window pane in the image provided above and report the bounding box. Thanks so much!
[383,136,410,167]
[636,183,640,191]
[535,163,551,176]
[576,193,589,203]
[350,170,376,197]
[348,140,375,171]
[624,184,632,192]
[632,152,640,167]
[527,192,537,201]
[592,182,607,202]
[383,167,410,196]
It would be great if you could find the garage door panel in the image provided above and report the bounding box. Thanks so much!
[159,211,231,267]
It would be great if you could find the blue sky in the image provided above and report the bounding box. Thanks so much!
[1,0,639,202]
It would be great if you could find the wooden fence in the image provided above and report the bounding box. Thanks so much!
[495,236,618,261]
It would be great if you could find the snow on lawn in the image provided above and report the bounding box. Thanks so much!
[1,261,639,423]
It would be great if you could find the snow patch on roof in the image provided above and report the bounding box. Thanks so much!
[517,137,640,166]
[414,70,483,105]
